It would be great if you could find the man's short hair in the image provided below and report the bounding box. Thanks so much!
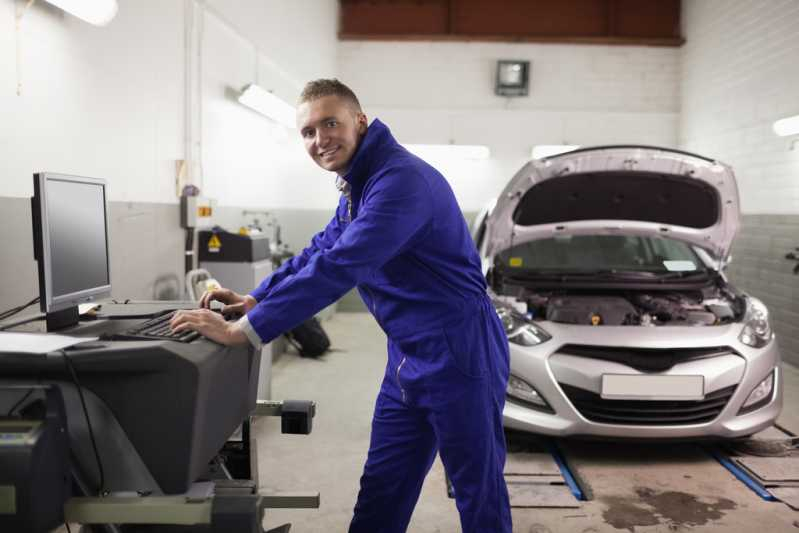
[299,79,362,112]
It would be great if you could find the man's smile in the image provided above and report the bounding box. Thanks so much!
[320,146,340,160]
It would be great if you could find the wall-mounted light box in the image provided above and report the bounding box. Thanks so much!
[773,115,799,137]
[495,60,530,97]
[531,145,580,159]
[238,84,296,129]
[404,144,490,160]
[43,0,118,26]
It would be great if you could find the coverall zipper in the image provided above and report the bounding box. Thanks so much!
[396,356,407,403]
[363,284,407,403]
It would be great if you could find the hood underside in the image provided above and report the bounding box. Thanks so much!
[485,146,741,265]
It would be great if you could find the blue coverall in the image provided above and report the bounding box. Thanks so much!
[247,119,512,532]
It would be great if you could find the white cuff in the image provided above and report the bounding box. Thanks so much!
[237,315,263,349]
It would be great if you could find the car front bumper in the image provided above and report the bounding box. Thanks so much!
[502,322,783,439]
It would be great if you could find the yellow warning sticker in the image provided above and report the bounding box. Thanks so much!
[207,234,221,253]
[509,257,523,267]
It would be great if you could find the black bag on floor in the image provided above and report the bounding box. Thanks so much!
[285,317,330,358]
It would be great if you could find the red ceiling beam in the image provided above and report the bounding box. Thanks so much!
[339,0,684,46]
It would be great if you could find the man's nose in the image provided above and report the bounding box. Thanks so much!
[316,131,330,148]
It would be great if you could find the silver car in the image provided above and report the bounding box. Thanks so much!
[474,145,782,439]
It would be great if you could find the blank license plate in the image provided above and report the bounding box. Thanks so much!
[601,374,705,400]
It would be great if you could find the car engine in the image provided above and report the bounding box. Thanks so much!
[521,288,745,326]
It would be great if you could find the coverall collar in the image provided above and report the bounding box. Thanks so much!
[340,118,395,188]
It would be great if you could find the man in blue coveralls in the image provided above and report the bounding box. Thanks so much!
[171,79,512,532]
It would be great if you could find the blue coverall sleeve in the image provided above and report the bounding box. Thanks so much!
[249,202,345,302]
[246,170,434,343]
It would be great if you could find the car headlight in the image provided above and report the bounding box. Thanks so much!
[506,374,554,412]
[738,369,776,415]
[738,298,774,348]
[495,306,552,347]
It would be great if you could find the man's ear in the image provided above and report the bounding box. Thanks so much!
[357,112,368,134]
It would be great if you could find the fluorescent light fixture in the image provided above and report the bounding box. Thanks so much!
[42,0,118,26]
[531,145,580,159]
[238,84,296,129]
[403,144,490,160]
[773,115,799,137]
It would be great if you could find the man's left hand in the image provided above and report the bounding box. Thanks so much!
[169,309,249,346]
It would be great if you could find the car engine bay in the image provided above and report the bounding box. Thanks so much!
[500,286,746,326]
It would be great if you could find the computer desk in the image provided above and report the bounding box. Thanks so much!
[0,301,317,533]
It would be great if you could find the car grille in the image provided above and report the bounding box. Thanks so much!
[559,383,737,426]
[558,345,736,372]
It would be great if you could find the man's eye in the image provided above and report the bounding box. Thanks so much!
[302,130,314,138]
[326,120,338,127]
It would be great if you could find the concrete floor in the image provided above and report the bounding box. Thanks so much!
[258,312,799,533]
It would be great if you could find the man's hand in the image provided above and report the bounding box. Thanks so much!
[199,288,257,317]
[169,309,249,346]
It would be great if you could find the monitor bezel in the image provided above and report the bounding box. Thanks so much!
[33,172,113,314]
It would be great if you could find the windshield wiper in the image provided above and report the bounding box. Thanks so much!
[497,267,710,283]
[558,270,711,281]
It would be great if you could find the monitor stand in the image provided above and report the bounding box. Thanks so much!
[46,306,79,331]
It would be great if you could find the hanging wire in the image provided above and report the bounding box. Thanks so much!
[15,0,36,96]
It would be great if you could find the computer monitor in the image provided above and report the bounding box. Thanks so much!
[31,172,112,330]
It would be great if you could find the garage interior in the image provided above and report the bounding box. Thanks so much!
[1,0,798,532]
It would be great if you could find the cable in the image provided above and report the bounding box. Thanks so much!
[0,296,39,318]
[61,350,106,496]
[65,523,72,533]
[0,314,44,331]
[0,296,39,321]
[6,388,33,416]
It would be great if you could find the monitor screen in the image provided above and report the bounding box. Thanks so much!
[48,179,109,295]
[33,173,111,315]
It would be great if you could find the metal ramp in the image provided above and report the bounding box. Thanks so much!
[504,450,580,508]
[446,431,588,508]
[710,424,799,508]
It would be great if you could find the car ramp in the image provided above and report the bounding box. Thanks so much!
[446,430,589,508]
[707,424,799,509]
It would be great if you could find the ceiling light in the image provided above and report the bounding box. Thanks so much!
[773,115,799,137]
[42,0,118,26]
[238,84,296,129]
[403,144,490,160]
[495,60,530,97]
[531,145,580,159]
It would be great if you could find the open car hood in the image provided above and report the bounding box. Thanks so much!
[484,146,741,268]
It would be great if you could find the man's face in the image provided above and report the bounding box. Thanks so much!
[297,95,368,174]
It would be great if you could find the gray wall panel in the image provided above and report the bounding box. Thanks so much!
[0,197,40,309]
[0,197,186,309]
[726,215,799,366]
[0,196,480,322]
[0,198,342,310]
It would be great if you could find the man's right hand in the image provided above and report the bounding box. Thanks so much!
[199,288,257,317]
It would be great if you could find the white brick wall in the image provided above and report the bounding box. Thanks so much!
[680,0,799,214]
[339,41,681,210]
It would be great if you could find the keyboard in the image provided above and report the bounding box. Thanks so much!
[118,310,200,343]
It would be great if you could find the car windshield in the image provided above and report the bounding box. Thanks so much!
[496,235,706,275]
